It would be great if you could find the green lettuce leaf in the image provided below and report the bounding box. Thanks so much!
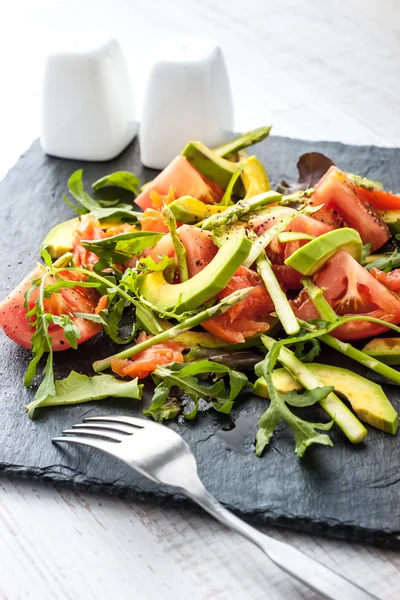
[26,371,142,418]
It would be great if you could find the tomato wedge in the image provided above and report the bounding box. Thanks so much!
[0,265,102,351]
[111,332,186,379]
[135,156,223,211]
[349,182,400,211]
[147,224,218,278]
[202,266,274,343]
[291,249,400,340]
[309,167,390,252]
[249,207,333,263]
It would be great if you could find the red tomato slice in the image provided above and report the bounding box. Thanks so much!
[349,183,400,211]
[135,156,224,211]
[0,265,102,351]
[111,332,186,379]
[249,208,333,263]
[370,268,400,294]
[146,224,218,278]
[202,266,274,343]
[291,249,400,340]
[309,166,390,252]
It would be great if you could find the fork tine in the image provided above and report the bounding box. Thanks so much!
[62,427,124,443]
[84,415,147,429]
[52,436,110,452]
[73,422,134,435]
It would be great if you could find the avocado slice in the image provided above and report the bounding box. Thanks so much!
[284,228,363,275]
[241,156,270,197]
[377,210,400,235]
[138,236,251,313]
[362,338,400,365]
[210,222,249,248]
[363,253,389,265]
[42,217,80,258]
[168,196,226,224]
[254,363,398,435]
[41,215,141,259]
[182,141,245,196]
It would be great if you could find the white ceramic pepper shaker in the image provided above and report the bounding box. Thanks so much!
[40,33,137,161]
[140,36,234,169]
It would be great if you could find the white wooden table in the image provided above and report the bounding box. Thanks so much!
[1,1,400,598]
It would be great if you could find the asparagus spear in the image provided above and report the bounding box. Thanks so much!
[319,335,400,385]
[243,213,295,268]
[201,190,281,231]
[213,126,272,158]
[301,278,400,385]
[256,253,300,335]
[261,336,367,443]
[301,278,337,322]
[92,287,253,372]
[162,204,189,282]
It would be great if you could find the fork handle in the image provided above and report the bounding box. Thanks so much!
[184,477,377,600]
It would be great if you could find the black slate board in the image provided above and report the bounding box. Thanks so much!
[1,136,400,547]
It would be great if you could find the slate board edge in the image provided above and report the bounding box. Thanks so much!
[1,462,399,548]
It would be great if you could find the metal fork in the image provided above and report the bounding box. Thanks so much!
[53,416,377,600]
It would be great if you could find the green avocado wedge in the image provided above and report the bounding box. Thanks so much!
[377,210,400,235]
[41,217,80,258]
[168,196,226,224]
[254,363,398,435]
[284,228,363,275]
[138,236,252,313]
[362,338,400,365]
[182,141,245,196]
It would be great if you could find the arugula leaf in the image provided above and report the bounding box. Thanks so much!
[41,246,53,268]
[26,371,142,418]
[102,298,136,345]
[255,343,333,457]
[284,386,334,408]
[145,360,248,422]
[82,231,163,265]
[63,170,141,223]
[289,335,321,363]
[116,232,164,255]
[365,250,400,273]
[137,255,176,284]
[50,315,81,349]
[63,193,87,216]
[68,169,99,210]
[92,171,140,195]
[144,381,181,422]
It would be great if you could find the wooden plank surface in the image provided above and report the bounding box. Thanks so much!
[1,0,400,598]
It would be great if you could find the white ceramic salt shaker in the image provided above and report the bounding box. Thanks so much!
[140,36,234,169]
[40,33,137,161]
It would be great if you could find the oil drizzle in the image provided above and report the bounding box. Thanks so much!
[215,412,254,453]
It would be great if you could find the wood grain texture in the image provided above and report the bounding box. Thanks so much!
[1,0,400,598]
